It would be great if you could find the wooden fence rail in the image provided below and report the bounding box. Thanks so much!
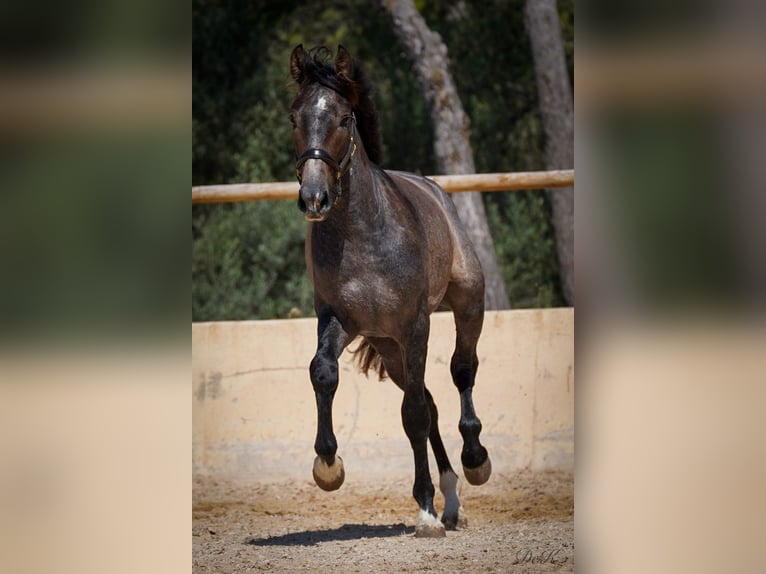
[192,169,574,204]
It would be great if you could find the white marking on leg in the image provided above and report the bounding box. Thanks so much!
[418,509,444,528]
[415,508,446,538]
[439,470,462,519]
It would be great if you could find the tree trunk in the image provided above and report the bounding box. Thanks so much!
[525,0,575,305]
[381,0,510,310]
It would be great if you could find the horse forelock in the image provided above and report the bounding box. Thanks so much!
[296,46,383,166]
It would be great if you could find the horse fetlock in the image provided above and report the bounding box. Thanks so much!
[312,455,345,491]
[314,432,337,457]
[441,506,467,530]
[439,469,464,529]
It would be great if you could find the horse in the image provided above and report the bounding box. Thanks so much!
[289,44,491,538]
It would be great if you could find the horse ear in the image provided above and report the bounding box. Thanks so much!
[335,45,354,81]
[290,44,306,83]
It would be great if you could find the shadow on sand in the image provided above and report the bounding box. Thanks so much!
[246,523,415,547]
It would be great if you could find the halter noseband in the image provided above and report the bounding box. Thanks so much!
[294,113,357,202]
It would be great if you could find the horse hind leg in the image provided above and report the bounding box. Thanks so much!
[446,286,492,486]
[371,331,448,537]
[424,388,466,530]
[396,312,447,538]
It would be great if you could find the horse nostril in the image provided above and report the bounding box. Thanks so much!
[297,196,307,213]
[319,192,330,212]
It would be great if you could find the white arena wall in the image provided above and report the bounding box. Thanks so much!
[192,308,573,482]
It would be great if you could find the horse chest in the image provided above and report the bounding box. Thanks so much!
[312,248,417,322]
[308,218,426,325]
[316,266,402,308]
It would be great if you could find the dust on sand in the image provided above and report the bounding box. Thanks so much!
[193,469,573,573]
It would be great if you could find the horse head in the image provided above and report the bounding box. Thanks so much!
[289,45,358,221]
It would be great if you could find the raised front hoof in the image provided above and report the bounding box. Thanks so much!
[463,455,492,486]
[312,455,345,491]
[442,507,468,530]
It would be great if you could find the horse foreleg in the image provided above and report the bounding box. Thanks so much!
[310,309,349,491]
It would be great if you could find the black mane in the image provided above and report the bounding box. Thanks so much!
[295,46,383,166]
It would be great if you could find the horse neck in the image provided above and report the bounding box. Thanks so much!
[332,143,384,234]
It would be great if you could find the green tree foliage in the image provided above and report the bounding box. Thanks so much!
[192,0,573,321]
[420,0,572,308]
[192,201,312,320]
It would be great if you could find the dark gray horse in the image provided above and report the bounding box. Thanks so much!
[290,45,491,537]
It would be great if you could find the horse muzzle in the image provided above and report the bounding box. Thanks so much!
[297,185,332,221]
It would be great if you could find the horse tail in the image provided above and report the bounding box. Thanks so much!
[351,337,387,380]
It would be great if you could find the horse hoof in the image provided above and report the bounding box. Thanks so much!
[415,523,446,538]
[312,455,345,491]
[463,455,492,486]
[442,507,467,530]
[415,510,446,538]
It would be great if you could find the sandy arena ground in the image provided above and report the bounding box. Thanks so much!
[193,468,573,573]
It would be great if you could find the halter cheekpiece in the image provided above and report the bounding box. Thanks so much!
[295,113,357,203]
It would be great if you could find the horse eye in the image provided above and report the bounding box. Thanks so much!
[339,115,352,129]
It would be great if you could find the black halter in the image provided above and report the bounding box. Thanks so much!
[295,114,357,202]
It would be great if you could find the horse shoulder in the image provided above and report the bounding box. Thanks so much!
[391,171,480,277]
[383,170,473,310]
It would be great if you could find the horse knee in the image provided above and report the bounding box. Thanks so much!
[310,353,338,393]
